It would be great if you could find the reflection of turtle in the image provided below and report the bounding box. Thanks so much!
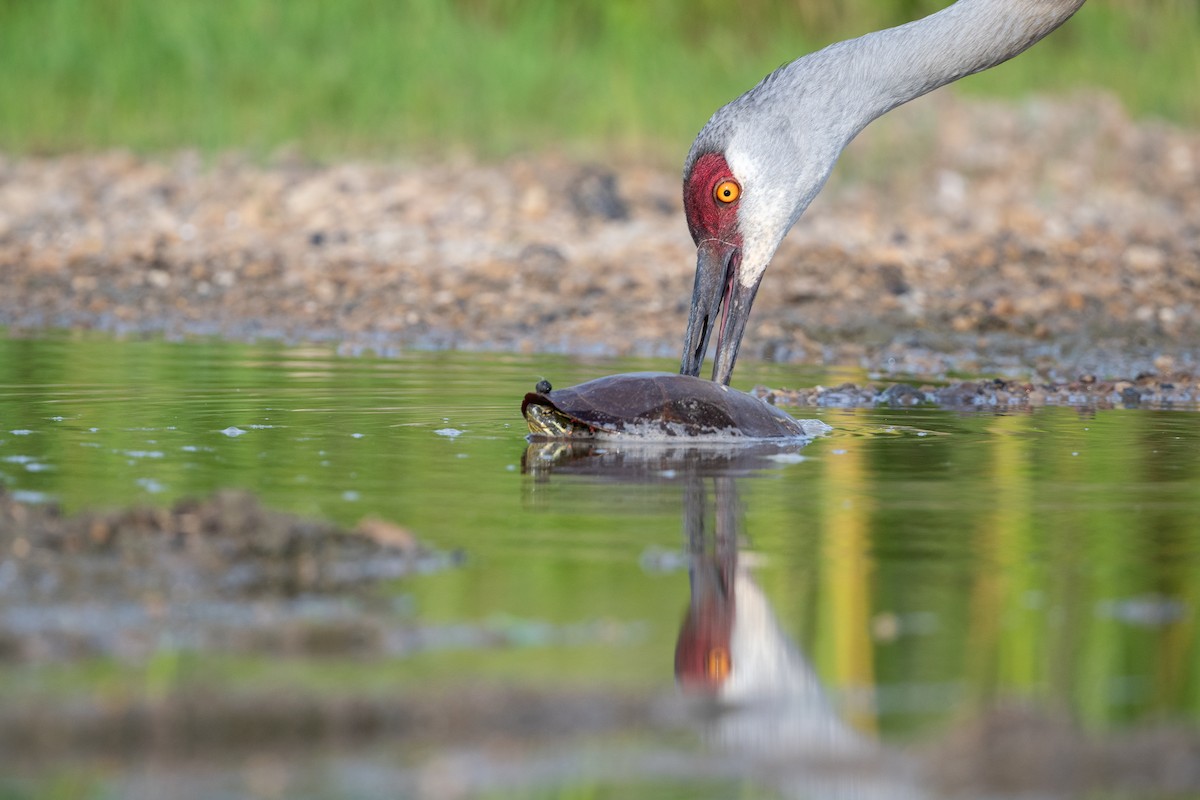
[522,372,825,440]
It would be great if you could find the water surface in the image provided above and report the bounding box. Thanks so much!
[2,332,1199,797]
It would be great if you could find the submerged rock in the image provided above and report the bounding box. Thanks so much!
[0,489,460,662]
[755,371,1200,410]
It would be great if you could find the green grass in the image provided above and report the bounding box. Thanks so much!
[0,0,1196,158]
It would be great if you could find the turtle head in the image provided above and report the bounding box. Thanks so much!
[523,400,576,438]
[522,393,590,439]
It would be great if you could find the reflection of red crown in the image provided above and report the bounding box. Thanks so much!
[674,591,735,692]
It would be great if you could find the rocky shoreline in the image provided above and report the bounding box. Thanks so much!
[755,371,1200,410]
[0,489,461,664]
[2,92,1198,384]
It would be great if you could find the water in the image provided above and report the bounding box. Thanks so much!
[2,332,1200,798]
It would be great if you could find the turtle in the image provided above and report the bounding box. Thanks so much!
[521,372,828,440]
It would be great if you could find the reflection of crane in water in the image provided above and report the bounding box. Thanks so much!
[523,438,919,793]
[679,0,1087,384]
[675,476,866,756]
[674,475,923,798]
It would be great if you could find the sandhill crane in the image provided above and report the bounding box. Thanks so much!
[679,0,1087,384]
[674,476,920,797]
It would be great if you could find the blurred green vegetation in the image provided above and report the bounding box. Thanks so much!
[0,0,1196,158]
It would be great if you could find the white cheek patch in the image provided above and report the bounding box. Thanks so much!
[726,132,833,291]
[737,235,776,289]
[733,190,794,290]
[724,150,775,288]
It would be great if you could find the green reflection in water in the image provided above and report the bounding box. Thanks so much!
[1,331,1199,744]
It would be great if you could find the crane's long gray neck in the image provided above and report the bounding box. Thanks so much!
[841,0,1086,127]
[690,0,1086,173]
[685,0,1085,280]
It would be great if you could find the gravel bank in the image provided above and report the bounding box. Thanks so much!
[2,92,1198,381]
[754,372,1200,411]
[0,489,459,663]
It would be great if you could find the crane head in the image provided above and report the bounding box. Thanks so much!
[679,151,749,386]
[679,122,832,385]
[674,552,735,693]
[678,65,845,385]
[681,137,812,386]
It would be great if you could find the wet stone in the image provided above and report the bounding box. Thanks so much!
[756,371,1200,410]
[568,167,629,221]
[0,489,459,663]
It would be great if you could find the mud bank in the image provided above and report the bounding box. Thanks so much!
[0,490,459,663]
[2,92,1199,379]
[756,370,1200,410]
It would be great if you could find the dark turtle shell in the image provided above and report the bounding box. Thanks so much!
[522,372,817,440]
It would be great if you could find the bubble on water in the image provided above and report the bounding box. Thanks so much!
[768,452,807,463]
[342,490,360,502]
[49,416,66,422]
[88,427,99,433]
[136,478,166,494]
[10,489,52,504]
[435,428,464,438]
[640,547,688,574]
[10,430,34,436]
[3,455,35,464]
[831,448,848,455]
[505,464,516,471]
[1097,595,1186,627]
[122,450,164,459]
[220,427,247,437]
[351,433,365,439]
[25,462,53,472]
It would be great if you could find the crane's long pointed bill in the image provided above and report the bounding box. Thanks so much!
[680,240,755,385]
[711,278,757,385]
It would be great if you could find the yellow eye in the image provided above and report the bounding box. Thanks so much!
[714,180,740,204]
[706,647,731,680]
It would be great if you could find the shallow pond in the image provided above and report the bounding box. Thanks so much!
[2,332,1199,798]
